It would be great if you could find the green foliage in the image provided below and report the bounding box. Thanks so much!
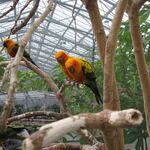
[17,70,50,92]
[116,6,149,148]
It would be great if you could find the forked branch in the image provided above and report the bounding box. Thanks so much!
[22,109,143,150]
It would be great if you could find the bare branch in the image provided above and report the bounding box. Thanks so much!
[0,0,19,18]
[22,109,143,150]
[127,0,150,136]
[8,0,32,37]
[103,0,128,108]
[58,80,84,94]
[43,143,104,150]
[0,59,18,130]
[7,111,68,124]
[0,64,10,91]
[83,0,106,64]
[11,0,40,34]
[23,58,69,113]
[101,0,128,149]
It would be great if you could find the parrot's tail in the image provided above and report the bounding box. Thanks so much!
[26,57,39,68]
[86,82,103,105]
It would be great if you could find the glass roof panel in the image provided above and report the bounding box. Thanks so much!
[0,0,149,74]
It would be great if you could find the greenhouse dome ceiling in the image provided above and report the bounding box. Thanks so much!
[0,0,149,73]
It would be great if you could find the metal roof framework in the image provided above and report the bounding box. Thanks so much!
[0,0,148,73]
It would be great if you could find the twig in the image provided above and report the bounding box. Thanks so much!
[58,80,84,94]
[0,0,19,18]
[11,0,40,34]
[7,111,68,124]
[22,109,143,150]
[8,0,32,37]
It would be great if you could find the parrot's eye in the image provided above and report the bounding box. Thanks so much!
[69,67,75,73]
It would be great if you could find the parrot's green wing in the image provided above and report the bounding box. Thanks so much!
[14,43,38,67]
[13,43,30,59]
[13,43,19,54]
[79,58,96,80]
[79,58,103,105]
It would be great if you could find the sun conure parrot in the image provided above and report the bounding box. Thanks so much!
[3,38,38,67]
[65,57,103,105]
[55,51,73,80]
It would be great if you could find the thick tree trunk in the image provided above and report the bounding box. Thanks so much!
[127,0,150,135]
[83,0,127,150]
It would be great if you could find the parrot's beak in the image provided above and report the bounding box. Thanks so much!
[69,67,75,73]
[58,57,64,64]
[3,42,7,47]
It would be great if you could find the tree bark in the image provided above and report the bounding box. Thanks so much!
[83,0,128,150]
[102,1,128,149]
[22,109,143,150]
[83,0,106,64]
[127,0,150,135]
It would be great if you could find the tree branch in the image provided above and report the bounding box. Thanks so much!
[58,80,84,94]
[9,0,33,37]
[83,0,106,64]
[23,58,68,113]
[7,111,68,124]
[0,0,19,18]
[0,59,18,130]
[43,143,104,150]
[11,0,40,34]
[0,63,10,91]
[103,0,127,109]
[127,0,150,136]
[102,0,128,149]
[22,109,143,150]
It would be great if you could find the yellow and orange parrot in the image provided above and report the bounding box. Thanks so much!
[65,57,102,105]
[3,39,38,67]
[55,51,73,80]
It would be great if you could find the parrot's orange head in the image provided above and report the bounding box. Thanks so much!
[3,39,15,49]
[55,51,69,66]
[65,58,81,74]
